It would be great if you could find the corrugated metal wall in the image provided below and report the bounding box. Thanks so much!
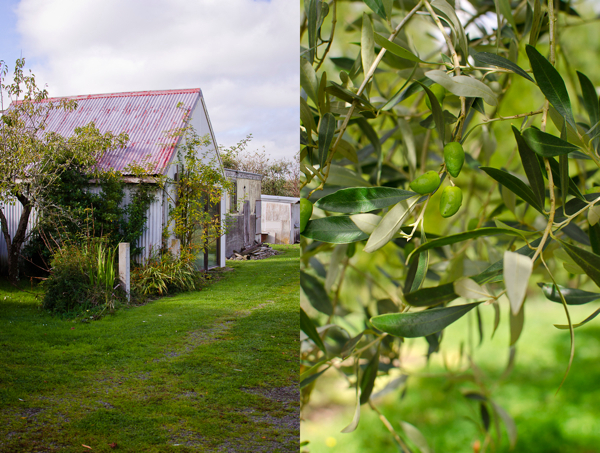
[0,185,166,270]
[0,200,37,272]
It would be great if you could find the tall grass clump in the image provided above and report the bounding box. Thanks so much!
[42,238,121,313]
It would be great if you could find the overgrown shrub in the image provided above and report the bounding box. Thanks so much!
[131,249,201,297]
[42,238,121,313]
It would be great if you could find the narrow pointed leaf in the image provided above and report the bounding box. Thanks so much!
[577,71,600,127]
[361,13,375,77]
[522,127,580,157]
[302,216,369,243]
[529,0,542,46]
[407,227,530,262]
[512,126,545,206]
[327,164,371,187]
[318,113,336,167]
[341,332,364,358]
[301,57,319,105]
[371,302,481,338]
[399,421,431,453]
[559,239,600,288]
[454,278,492,300]
[350,213,381,234]
[538,282,600,305]
[405,250,428,294]
[589,221,600,255]
[545,156,585,201]
[588,205,600,227]
[526,45,575,127]
[406,239,544,308]
[326,82,375,110]
[491,300,501,338]
[300,96,317,139]
[301,271,333,316]
[494,0,517,32]
[504,251,533,315]
[509,303,525,346]
[315,187,418,213]
[492,402,517,449]
[559,153,569,208]
[405,283,457,307]
[431,0,468,54]
[341,384,361,433]
[300,308,326,353]
[554,308,600,329]
[363,0,386,18]
[426,70,498,106]
[474,52,534,83]
[359,349,380,404]
[418,82,445,144]
[364,196,420,253]
[479,167,544,213]
[373,33,424,63]
[300,365,331,388]
[306,0,317,64]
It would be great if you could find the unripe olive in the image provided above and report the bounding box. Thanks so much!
[439,186,463,218]
[425,84,446,110]
[443,142,465,178]
[409,171,441,195]
[300,198,313,233]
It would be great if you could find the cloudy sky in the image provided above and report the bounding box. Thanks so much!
[0,0,298,161]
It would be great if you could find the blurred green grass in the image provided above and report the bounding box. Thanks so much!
[301,297,600,453]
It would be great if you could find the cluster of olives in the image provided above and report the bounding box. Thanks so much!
[409,142,465,218]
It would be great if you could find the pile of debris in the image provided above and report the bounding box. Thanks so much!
[228,243,282,261]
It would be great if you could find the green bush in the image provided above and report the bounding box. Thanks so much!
[131,249,200,297]
[42,238,120,313]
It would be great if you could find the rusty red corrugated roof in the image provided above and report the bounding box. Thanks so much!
[12,88,202,175]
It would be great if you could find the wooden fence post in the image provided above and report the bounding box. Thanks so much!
[119,243,130,301]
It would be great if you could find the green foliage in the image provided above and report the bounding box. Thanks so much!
[42,238,121,313]
[301,0,600,448]
[24,165,156,266]
[131,249,199,297]
[0,59,131,283]
[162,122,232,254]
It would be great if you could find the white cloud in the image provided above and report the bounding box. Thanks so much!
[13,0,298,160]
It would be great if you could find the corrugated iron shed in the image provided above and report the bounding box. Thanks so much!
[12,88,202,175]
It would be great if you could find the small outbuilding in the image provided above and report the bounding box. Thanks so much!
[0,88,227,272]
[224,169,263,257]
[260,195,300,245]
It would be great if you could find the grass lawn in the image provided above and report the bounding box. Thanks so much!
[0,244,299,453]
[301,297,600,453]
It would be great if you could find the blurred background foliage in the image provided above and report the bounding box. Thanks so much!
[300,0,600,451]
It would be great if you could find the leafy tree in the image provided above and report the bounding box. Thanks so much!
[300,0,600,449]
[163,119,233,257]
[0,59,127,284]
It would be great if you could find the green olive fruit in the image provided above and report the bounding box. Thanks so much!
[425,84,446,110]
[443,142,465,178]
[300,198,313,233]
[439,186,463,218]
[409,171,441,195]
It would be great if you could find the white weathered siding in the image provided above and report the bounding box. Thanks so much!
[0,199,37,272]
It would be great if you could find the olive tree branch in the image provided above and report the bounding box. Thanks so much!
[422,0,467,141]
[307,1,424,198]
